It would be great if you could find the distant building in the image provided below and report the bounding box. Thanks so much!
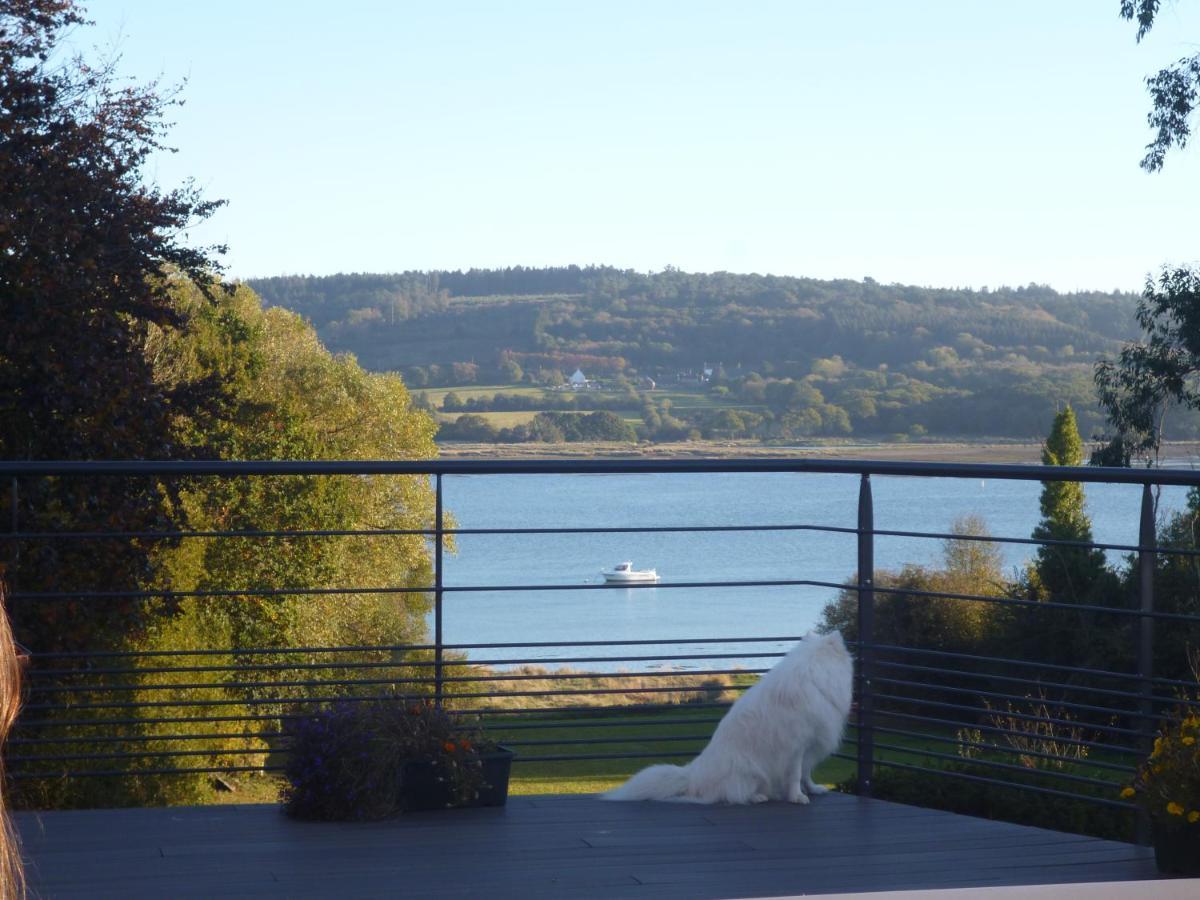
[569,368,588,389]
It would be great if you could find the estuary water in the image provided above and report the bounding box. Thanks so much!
[433,469,1196,671]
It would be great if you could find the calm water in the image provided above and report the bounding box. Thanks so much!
[433,470,1196,671]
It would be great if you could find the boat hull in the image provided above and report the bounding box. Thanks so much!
[602,571,659,584]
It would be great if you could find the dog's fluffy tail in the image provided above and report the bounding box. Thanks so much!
[601,764,691,801]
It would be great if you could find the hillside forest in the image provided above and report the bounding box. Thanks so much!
[249,267,1185,445]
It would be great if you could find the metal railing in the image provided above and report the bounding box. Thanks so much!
[2,458,1198,840]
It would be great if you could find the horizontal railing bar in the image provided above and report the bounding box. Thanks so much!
[9,522,858,541]
[451,701,736,717]
[870,525,1200,559]
[28,667,756,695]
[15,519,1200,562]
[500,735,710,748]
[9,578,845,601]
[9,731,283,746]
[868,659,1164,706]
[10,585,428,602]
[19,576,1200,621]
[4,456,1200,486]
[849,583,1200,624]
[22,682,750,713]
[28,651,782,679]
[872,674,1159,719]
[507,750,700,763]
[482,716,725,732]
[869,740,1125,789]
[13,712,291,730]
[870,709,1140,756]
[8,764,283,780]
[871,725,1136,774]
[12,701,737,730]
[872,759,1136,811]
[30,636,805,660]
[21,579,1199,626]
[860,642,1144,683]
[870,692,1144,738]
[8,527,431,541]
[8,747,271,764]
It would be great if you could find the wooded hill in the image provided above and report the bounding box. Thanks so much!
[248,267,1182,441]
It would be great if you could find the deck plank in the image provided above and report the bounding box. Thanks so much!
[14,792,1160,899]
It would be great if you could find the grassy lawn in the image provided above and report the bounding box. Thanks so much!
[486,707,949,796]
[648,388,760,412]
[199,700,1133,805]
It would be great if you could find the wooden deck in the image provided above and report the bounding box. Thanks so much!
[15,792,1160,899]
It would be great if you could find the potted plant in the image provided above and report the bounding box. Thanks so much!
[1122,683,1200,875]
[281,699,513,821]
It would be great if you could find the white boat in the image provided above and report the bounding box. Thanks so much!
[602,561,660,584]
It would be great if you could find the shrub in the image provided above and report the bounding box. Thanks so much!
[282,700,495,821]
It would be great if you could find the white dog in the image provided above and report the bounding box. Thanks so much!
[602,630,853,804]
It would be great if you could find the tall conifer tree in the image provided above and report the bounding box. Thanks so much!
[1031,407,1108,602]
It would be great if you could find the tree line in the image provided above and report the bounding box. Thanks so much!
[250,269,1180,441]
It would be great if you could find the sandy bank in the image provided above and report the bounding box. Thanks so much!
[436,440,1200,465]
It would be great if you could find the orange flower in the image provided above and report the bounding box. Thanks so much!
[460,739,472,751]
[443,741,456,753]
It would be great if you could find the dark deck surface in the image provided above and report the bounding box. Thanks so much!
[15,792,1159,899]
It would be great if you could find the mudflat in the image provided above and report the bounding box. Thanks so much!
[437,440,1200,464]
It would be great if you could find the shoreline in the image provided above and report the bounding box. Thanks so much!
[436,439,1200,465]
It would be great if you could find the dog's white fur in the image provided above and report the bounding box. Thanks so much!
[602,631,853,804]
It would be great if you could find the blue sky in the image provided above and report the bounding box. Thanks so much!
[81,1,1200,290]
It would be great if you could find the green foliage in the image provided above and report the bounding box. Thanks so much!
[529,411,637,443]
[1095,267,1200,461]
[1146,505,1200,682]
[822,516,1002,652]
[15,282,441,808]
[1031,407,1109,603]
[249,268,1154,442]
[0,0,225,654]
[1119,1,1200,171]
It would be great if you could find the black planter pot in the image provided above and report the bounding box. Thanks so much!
[399,746,515,813]
[1152,819,1200,877]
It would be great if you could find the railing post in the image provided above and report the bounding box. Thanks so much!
[1136,482,1156,843]
[434,473,444,708]
[856,473,875,797]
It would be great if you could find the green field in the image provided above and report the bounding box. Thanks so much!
[435,410,540,428]
[205,704,1130,806]
[495,712,926,795]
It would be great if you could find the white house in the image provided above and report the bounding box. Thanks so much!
[569,368,588,389]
